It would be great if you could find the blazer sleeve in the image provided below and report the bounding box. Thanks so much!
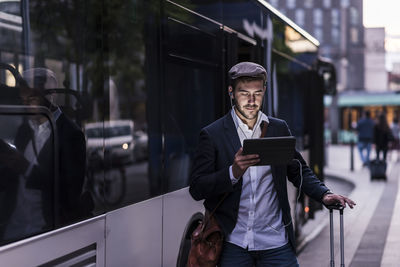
[281,121,329,201]
[189,128,233,201]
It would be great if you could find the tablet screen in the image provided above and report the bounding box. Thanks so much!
[242,136,296,165]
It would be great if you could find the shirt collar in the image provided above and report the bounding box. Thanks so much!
[53,107,61,121]
[231,108,269,132]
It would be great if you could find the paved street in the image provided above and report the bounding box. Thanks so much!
[297,145,400,267]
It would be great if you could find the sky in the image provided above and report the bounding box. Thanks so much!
[363,0,400,54]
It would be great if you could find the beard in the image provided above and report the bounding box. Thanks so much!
[235,103,260,120]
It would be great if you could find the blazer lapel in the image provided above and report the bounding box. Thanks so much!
[264,116,275,138]
[223,113,241,156]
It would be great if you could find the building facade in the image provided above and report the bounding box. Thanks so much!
[269,0,365,92]
[364,27,387,92]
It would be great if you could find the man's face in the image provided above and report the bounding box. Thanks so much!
[231,79,265,121]
[20,87,47,107]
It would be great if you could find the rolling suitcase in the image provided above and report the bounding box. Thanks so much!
[369,159,387,180]
[327,204,345,267]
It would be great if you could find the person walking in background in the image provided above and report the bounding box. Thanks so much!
[374,113,394,161]
[356,110,375,166]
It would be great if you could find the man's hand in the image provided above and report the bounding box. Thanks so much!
[322,193,356,209]
[232,147,260,179]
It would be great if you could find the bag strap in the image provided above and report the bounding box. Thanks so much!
[204,119,269,227]
[260,120,269,138]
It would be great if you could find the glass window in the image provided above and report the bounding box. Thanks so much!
[350,7,359,25]
[323,0,331,8]
[270,0,279,7]
[0,0,164,240]
[103,0,162,207]
[331,9,340,26]
[350,27,359,43]
[164,5,220,193]
[341,0,349,8]
[332,28,340,44]
[295,9,305,27]
[304,0,313,8]
[0,0,99,236]
[313,9,323,26]
[287,0,296,9]
[314,27,323,43]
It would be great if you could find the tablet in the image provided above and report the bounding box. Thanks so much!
[242,136,296,165]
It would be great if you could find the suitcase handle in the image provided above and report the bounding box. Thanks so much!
[325,203,344,210]
[327,205,345,267]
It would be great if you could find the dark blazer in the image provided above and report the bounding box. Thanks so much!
[189,112,329,250]
[13,113,86,226]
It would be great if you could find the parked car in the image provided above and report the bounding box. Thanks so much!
[85,120,135,166]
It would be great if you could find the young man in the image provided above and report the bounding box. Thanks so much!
[189,62,355,267]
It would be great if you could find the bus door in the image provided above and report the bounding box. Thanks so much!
[161,1,223,266]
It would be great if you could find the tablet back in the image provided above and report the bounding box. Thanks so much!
[242,136,296,165]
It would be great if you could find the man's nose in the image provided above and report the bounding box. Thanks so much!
[248,94,256,103]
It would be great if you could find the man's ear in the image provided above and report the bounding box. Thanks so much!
[228,86,233,98]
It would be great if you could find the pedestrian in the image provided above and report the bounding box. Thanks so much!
[189,62,355,267]
[374,113,394,161]
[356,110,375,166]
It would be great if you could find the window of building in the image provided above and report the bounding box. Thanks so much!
[313,9,323,26]
[341,0,349,8]
[287,0,296,9]
[295,9,305,27]
[350,27,359,43]
[332,27,340,44]
[304,0,313,8]
[323,0,331,8]
[270,0,279,7]
[350,7,359,25]
[331,9,340,26]
[314,27,323,43]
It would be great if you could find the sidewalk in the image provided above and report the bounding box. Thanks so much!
[297,144,400,267]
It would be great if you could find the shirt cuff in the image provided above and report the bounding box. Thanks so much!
[229,165,239,185]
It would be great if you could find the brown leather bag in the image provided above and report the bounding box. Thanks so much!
[187,120,269,266]
[186,209,225,267]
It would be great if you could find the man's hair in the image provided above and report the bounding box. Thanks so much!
[365,110,371,118]
[230,76,265,91]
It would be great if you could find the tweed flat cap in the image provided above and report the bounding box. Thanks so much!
[228,62,267,80]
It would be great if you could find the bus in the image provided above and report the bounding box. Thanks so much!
[0,0,336,266]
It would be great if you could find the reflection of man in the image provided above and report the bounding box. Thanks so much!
[189,62,355,266]
[0,68,86,242]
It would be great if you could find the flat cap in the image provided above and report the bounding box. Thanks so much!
[228,62,267,80]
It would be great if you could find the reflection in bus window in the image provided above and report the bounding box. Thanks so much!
[0,113,57,244]
[0,66,89,244]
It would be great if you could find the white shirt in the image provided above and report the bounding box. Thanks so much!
[227,108,288,250]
